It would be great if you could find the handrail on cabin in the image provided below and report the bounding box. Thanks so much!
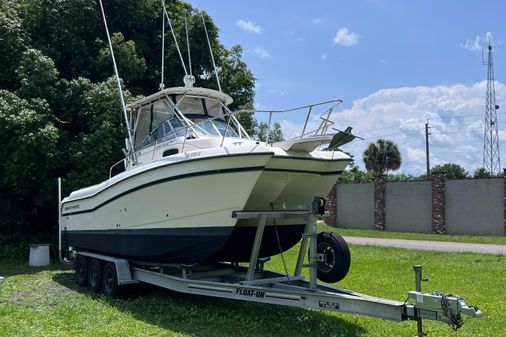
[238,98,343,142]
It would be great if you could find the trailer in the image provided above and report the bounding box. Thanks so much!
[59,192,482,337]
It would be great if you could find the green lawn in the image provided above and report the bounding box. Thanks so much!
[319,223,506,245]
[1,244,504,337]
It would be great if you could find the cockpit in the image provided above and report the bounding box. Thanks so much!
[127,87,248,153]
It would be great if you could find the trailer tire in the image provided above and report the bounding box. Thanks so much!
[88,259,103,292]
[74,255,89,287]
[102,262,121,297]
[314,232,351,283]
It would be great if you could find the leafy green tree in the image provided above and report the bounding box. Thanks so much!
[16,49,60,100]
[0,1,27,89]
[19,0,256,128]
[431,163,468,180]
[338,165,374,183]
[386,173,416,182]
[62,77,137,192]
[363,139,401,175]
[473,167,492,179]
[0,91,59,238]
[255,121,284,143]
[96,33,147,87]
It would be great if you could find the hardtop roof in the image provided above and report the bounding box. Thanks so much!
[126,86,234,110]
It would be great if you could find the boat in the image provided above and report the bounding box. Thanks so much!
[59,2,355,263]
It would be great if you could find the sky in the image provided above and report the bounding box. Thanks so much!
[185,0,506,175]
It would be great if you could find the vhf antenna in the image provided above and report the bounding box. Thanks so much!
[98,0,136,164]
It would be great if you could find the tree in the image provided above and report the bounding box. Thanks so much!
[255,121,284,143]
[19,0,257,130]
[96,33,147,87]
[0,91,59,239]
[363,139,401,175]
[0,1,27,89]
[338,165,374,183]
[473,167,492,179]
[431,163,468,180]
[16,49,60,101]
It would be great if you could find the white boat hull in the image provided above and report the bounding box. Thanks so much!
[61,151,272,262]
[216,150,352,261]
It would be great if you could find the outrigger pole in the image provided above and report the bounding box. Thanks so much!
[160,0,189,76]
[98,0,136,164]
[160,3,166,90]
[201,11,222,92]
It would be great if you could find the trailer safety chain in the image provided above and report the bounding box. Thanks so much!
[271,204,290,283]
[439,292,464,331]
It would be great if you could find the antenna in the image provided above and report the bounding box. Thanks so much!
[185,16,192,77]
[201,11,222,92]
[160,0,188,77]
[98,0,136,163]
[183,15,195,87]
[159,5,165,91]
[482,34,501,174]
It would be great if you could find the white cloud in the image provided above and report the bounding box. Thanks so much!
[321,54,327,61]
[313,18,322,25]
[461,32,493,52]
[333,28,359,47]
[407,147,425,163]
[254,47,270,59]
[461,36,482,52]
[277,81,506,175]
[236,19,263,34]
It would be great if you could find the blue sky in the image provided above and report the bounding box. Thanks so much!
[185,0,506,175]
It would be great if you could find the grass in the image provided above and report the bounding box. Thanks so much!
[1,244,504,337]
[319,223,506,245]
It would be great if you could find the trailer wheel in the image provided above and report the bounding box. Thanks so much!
[102,262,121,297]
[74,255,89,287]
[313,232,351,283]
[88,259,103,292]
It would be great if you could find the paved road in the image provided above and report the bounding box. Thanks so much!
[342,236,506,255]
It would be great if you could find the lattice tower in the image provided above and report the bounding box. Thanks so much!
[483,43,501,174]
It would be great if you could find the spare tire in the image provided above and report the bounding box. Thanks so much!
[313,232,351,283]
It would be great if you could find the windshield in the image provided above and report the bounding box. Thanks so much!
[132,93,243,151]
[191,118,239,137]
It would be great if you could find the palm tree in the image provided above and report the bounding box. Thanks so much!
[363,139,401,231]
[363,139,401,175]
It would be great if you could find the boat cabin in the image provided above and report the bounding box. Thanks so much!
[125,87,250,167]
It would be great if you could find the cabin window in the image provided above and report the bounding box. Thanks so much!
[151,100,174,133]
[205,99,222,117]
[163,148,179,157]
[177,97,205,115]
[134,105,152,148]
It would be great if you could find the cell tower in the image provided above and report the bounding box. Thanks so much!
[483,38,501,174]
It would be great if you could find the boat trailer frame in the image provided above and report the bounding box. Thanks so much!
[69,197,482,336]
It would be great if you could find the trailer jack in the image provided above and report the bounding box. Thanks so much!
[408,265,482,336]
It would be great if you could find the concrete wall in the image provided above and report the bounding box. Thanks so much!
[336,183,374,229]
[446,178,503,235]
[334,177,505,236]
[385,181,432,233]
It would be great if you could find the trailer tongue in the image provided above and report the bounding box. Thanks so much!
[61,197,482,337]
